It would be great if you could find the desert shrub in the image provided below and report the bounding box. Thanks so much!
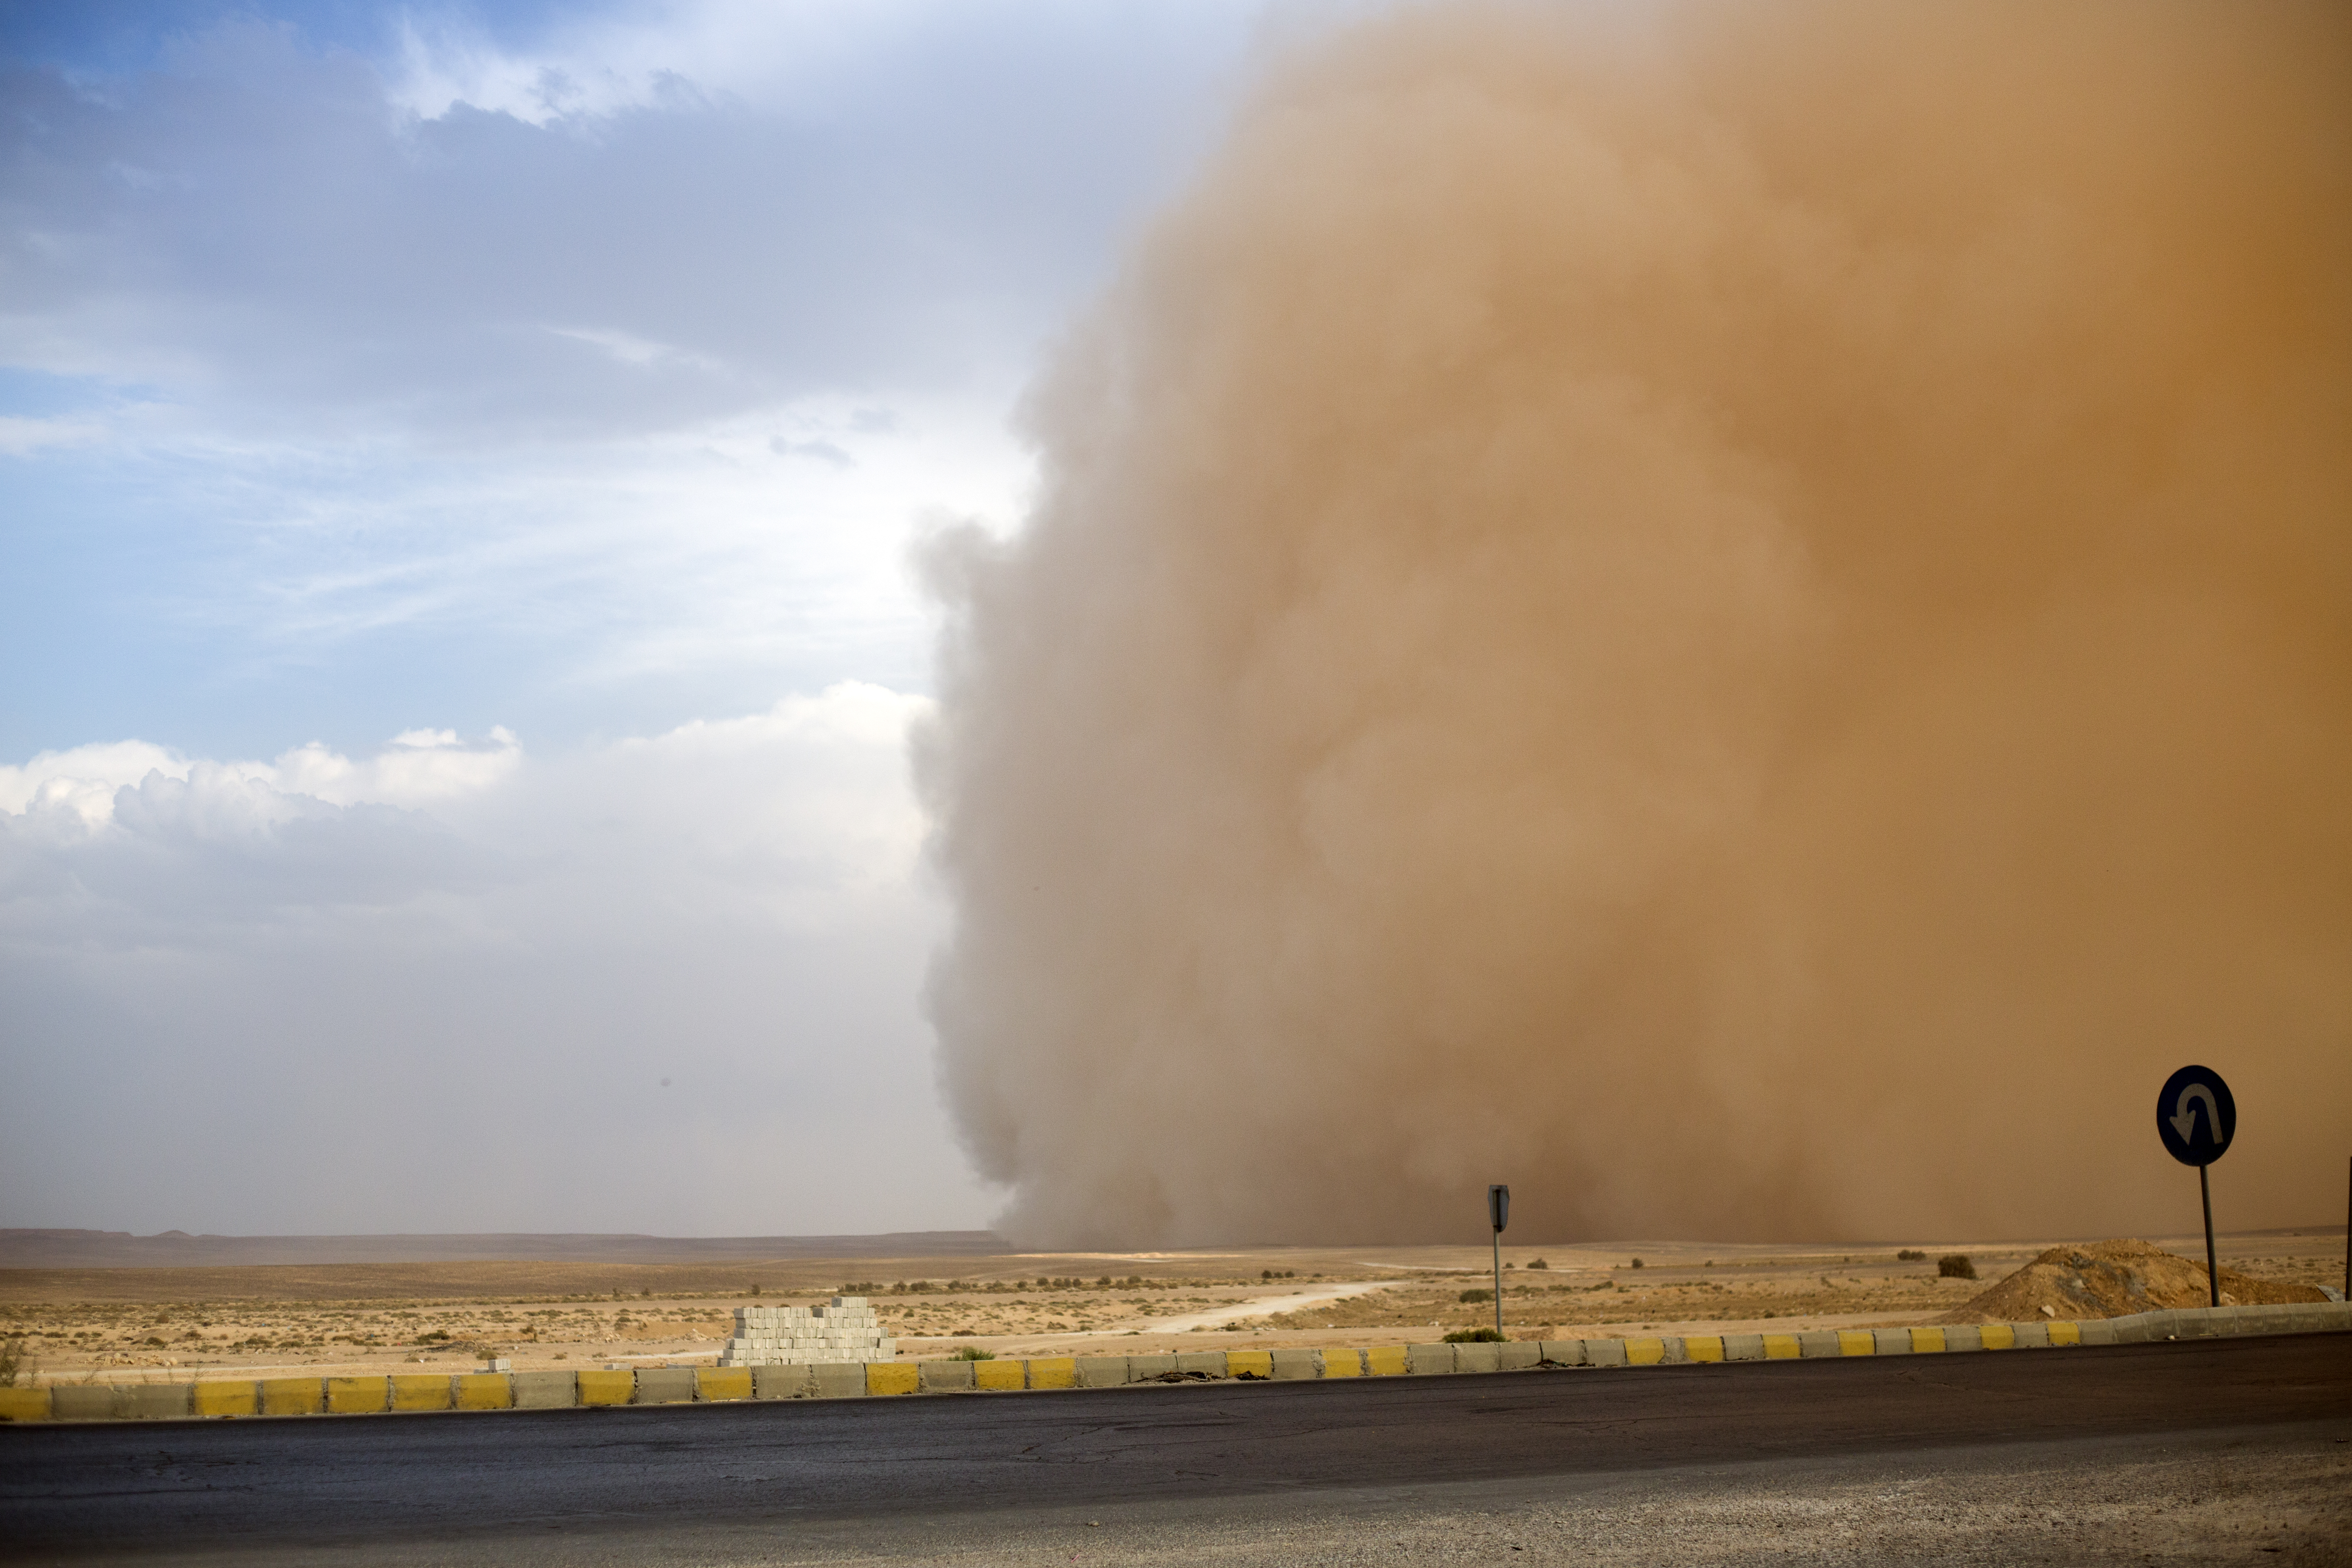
[1630,1258,1644,1269]
[0,1337,25,1387]
[1443,1327,1506,1343]
[953,1345,996,1361]
[1529,1258,1548,1270]
[1938,1254,1977,1280]
[1896,1249,1927,1262]
[1457,1288,1492,1303]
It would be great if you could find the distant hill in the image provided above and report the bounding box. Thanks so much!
[0,1229,1009,1269]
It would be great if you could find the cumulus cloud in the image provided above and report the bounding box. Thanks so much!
[0,683,978,1235]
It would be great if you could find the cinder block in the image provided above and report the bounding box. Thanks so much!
[391,1374,452,1412]
[1870,1329,1911,1356]
[0,1387,52,1421]
[1127,1354,1178,1380]
[326,1377,388,1414]
[1795,1332,1844,1358]
[1980,1323,2017,1350]
[1684,1335,1725,1364]
[1624,1338,1666,1367]
[1582,1339,1628,1368]
[634,1368,696,1405]
[919,1360,975,1392]
[1320,1348,1364,1377]
[1722,1334,1765,1362]
[1762,1334,1801,1360]
[2047,1321,2082,1347]
[697,1368,752,1402]
[1497,1341,1541,1372]
[1454,1341,1502,1374]
[811,1363,865,1398]
[1077,1356,1130,1388]
[1175,1351,1229,1378]
[1366,1345,1411,1376]
[1027,1357,1078,1389]
[1909,1327,1947,1354]
[576,1370,634,1406]
[973,1359,1024,1392]
[512,1371,576,1408]
[1269,1348,1320,1380]
[1537,1340,1585,1366]
[453,1374,512,1410]
[1405,1343,1454,1375]
[1224,1351,1273,1381]
[1835,1330,1876,1357]
[866,1363,919,1396]
[192,1382,257,1418]
[1941,1325,1983,1353]
[52,1386,116,1421]
[260,1378,323,1416]
[2011,1322,2051,1349]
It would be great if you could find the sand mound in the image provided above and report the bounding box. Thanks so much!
[1943,1238,2326,1323]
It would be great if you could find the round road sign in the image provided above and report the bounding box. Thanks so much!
[2155,1064,2235,1167]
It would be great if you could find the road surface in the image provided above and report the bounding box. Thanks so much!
[3,1334,2347,1563]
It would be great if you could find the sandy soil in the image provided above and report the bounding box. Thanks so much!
[2,1229,2339,1386]
[1947,1237,2330,1322]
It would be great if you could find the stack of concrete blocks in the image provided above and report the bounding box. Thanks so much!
[717,1297,893,1367]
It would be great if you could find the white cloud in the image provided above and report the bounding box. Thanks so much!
[543,325,726,373]
[0,414,110,455]
[0,728,521,830]
[0,684,980,1234]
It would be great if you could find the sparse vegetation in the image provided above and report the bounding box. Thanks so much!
[1457,1288,1492,1304]
[1528,1258,1548,1270]
[953,1345,996,1361]
[1443,1327,1505,1343]
[1896,1249,1927,1262]
[1630,1258,1644,1269]
[1938,1254,1977,1280]
[0,1336,27,1387]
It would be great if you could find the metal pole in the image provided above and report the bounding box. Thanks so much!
[2199,1162,2219,1309]
[1492,1229,1503,1337]
[2343,1155,2349,1304]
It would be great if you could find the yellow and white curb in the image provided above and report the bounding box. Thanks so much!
[2,1300,2342,1423]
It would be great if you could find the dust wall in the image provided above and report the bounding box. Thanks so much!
[918,0,2352,1245]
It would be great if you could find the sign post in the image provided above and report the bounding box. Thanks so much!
[1488,1184,1510,1339]
[2155,1065,2236,1308]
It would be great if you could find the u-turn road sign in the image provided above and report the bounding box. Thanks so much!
[2156,1064,2235,1167]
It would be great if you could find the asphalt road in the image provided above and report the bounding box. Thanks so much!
[3,1335,2348,1563]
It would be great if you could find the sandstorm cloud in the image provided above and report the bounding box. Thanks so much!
[919,0,2352,1246]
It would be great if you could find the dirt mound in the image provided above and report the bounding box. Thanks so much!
[1943,1238,2326,1323]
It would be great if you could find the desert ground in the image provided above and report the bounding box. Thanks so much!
[1,1229,2339,1388]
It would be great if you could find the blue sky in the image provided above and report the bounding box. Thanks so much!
[0,0,1303,1234]
[2,0,1272,761]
